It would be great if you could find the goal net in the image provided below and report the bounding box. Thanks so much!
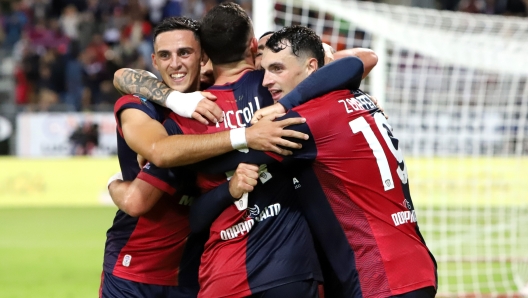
[252,0,528,296]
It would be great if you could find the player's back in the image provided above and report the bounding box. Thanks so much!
[173,70,273,134]
[195,164,321,298]
[168,71,322,297]
[103,95,201,289]
[291,89,437,297]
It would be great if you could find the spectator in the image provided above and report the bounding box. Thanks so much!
[64,42,85,111]
[69,121,99,155]
[59,5,80,40]
[163,0,184,18]
[3,1,28,51]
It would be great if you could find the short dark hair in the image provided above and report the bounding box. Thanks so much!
[153,16,201,44]
[266,25,325,68]
[200,2,253,65]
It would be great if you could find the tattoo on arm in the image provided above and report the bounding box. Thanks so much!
[115,69,173,107]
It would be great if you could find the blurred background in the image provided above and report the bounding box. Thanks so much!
[0,0,527,297]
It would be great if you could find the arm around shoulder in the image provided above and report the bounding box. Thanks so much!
[334,48,378,78]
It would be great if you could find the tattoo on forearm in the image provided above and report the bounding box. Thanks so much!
[115,69,172,107]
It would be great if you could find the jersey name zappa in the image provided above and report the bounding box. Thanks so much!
[338,92,377,114]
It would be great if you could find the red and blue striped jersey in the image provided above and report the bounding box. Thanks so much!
[192,89,438,297]
[285,90,437,297]
[145,70,323,297]
[103,95,203,289]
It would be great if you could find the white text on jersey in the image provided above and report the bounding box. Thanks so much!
[338,94,376,114]
[216,96,262,129]
[391,210,417,226]
[220,219,255,240]
[220,203,281,241]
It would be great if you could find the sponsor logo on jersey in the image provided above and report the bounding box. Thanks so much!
[403,199,412,210]
[391,199,417,226]
[216,96,261,129]
[219,203,281,240]
[252,203,281,222]
[248,204,260,217]
[391,210,417,226]
[220,218,255,240]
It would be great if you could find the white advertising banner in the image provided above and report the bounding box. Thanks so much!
[16,113,117,157]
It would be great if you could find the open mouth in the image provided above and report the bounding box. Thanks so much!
[269,89,282,101]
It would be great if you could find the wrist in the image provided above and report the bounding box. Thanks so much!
[107,172,123,189]
[234,192,248,211]
[278,92,297,110]
[166,91,203,118]
[165,91,180,113]
[230,127,248,153]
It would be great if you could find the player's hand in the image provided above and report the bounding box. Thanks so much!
[246,114,308,155]
[191,92,223,125]
[322,43,336,65]
[229,163,259,199]
[137,154,147,168]
[250,103,286,124]
[368,94,388,119]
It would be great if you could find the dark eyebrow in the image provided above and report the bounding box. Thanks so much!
[267,62,283,70]
[258,44,266,50]
[156,50,170,56]
[177,47,195,52]
[156,47,195,55]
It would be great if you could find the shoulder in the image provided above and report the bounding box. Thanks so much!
[243,70,265,86]
[115,95,167,122]
[115,94,142,107]
[232,70,265,90]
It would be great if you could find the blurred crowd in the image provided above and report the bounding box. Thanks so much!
[0,0,525,112]
[0,0,252,112]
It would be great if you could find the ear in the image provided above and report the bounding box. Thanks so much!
[200,51,209,66]
[306,57,318,75]
[151,53,159,72]
[250,37,258,54]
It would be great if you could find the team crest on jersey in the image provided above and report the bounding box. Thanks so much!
[122,254,132,267]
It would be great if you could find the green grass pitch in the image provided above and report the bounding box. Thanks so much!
[0,207,117,298]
